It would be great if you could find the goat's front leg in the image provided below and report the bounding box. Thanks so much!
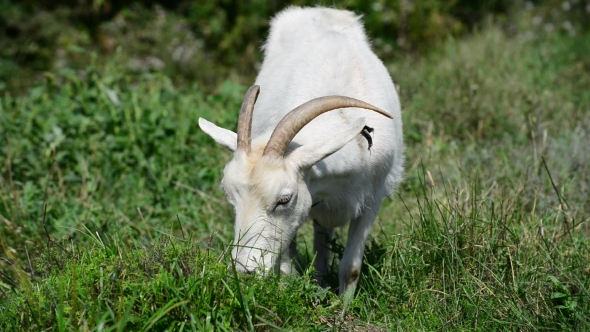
[313,220,333,286]
[338,209,377,295]
[278,236,298,275]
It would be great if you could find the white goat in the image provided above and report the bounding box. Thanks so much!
[199,6,404,295]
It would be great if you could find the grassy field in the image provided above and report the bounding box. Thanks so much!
[1,22,590,330]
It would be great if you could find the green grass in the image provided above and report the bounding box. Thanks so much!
[1,26,589,330]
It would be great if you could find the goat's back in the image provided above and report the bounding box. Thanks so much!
[251,7,404,206]
[263,6,369,57]
[253,7,399,133]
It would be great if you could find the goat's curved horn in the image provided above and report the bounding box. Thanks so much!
[237,85,261,153]
[263,96,392,158]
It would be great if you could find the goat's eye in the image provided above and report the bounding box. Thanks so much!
[277,195,292,206]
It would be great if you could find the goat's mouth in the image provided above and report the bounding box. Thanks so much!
[231,247,277,274]
[231,247,298,278]
[232,260,256,274]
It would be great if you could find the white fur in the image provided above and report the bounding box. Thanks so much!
[199,6,404,295]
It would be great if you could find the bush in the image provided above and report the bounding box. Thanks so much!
[0,0,514,95]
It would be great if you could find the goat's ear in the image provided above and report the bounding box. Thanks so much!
[288,117,367,170]
[199,118,237,152]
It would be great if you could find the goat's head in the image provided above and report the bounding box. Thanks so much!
[199,85,392,274]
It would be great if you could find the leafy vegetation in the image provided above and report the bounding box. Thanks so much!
[4,0,586,95]
[1,1,590,330]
